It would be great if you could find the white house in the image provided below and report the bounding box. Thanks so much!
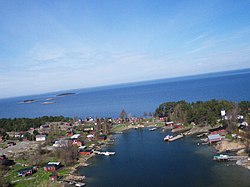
[35,135,46,142]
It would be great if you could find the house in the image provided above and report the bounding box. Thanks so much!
[53,140,69,147]
[66,131,73,136]
[238,121,248,129]
[208,134,222,143]
[18,166,37,177]
[87,134,94,139]
[7,141,16,147]
[44,162,62,172]
[71,134,81,139]
[209,126,227,135]
[98,134,107,141]
[35,135,46,142]
[166,121,174,127]
[83,127,94,132]
[40,124,50,129]
[72,139,83,147]
[79,149,93,155]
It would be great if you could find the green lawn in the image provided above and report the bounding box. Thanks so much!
[5,164,56,187]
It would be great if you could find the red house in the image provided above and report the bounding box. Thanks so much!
[98,134,107,141]
[79,149,93,155]
[44,162,62,172]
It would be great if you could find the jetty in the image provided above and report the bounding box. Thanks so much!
[213,154,248,161]
[168,134,184,142]
[164,134,184,142]
[93,151,115,156]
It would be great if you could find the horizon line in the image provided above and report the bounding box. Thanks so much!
[1,67,250,100]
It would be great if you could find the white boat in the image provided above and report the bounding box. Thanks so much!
[164,135,173,141]
[103,151,115,156]
[149,127,157,131]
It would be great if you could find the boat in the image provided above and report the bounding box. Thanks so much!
[103,151,115,156]
[149,127,157,131]
[213,154,229,161]
[164,135,173,141]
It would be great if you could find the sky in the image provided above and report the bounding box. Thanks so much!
[0,0,250,98]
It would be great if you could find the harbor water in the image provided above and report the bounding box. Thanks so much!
[80,129,250,187]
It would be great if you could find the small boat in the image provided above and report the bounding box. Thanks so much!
[164,135,173,141]
[213,154,229,161]
[149,127,157,131]
[103,151,115,156]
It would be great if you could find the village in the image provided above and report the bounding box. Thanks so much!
[0,115,154,186]
[0,105,250,186]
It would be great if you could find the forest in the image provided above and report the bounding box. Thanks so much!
[155,99,250,126]
[0,116,72,132]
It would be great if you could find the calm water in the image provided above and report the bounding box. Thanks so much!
[80,129,250,187]
[0,69,250,118]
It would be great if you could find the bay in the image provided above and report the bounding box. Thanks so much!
[80,129,250,187]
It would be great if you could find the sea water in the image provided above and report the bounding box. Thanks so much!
[0,68,250,118]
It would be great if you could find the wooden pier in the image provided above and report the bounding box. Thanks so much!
[93,151,115,156]
[213,154,248,161]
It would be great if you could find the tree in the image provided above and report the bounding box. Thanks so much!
[226,103,239,133]
[0,165,11,187]
[55,145,79,166]
[120,109,127,122]
[33,130,39,136]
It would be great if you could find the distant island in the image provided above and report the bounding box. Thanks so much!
[56,92,76,97]
[18,99,37,104]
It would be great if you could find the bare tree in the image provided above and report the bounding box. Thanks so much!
[227,103,239,133]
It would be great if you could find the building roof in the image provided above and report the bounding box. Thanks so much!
[71,134,80,139]
[208,134,222,140]
[47,162,61,165]
[209,126,226,132]
[35,135,46,138]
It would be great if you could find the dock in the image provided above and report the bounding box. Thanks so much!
[93,151,115,156]
[213,154,248,161]
[168,134,184,142]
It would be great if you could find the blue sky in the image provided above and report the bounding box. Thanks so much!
[0,0,250,98]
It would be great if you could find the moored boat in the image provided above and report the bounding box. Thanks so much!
[164,135,173,141]
[149,127,157,131]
